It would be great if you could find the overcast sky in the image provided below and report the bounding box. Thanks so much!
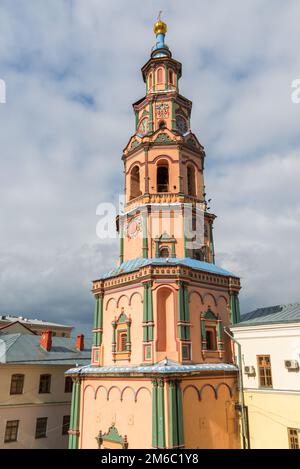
[0,0,299,336]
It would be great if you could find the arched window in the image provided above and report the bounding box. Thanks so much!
[187,164,196,196]
[118,331,127,352]
[201,308,223,354]
[157,161,169,192]
[148,73,152,90]
[205,329,217,350]
[159,120,166,129]
[168,69,174,85]
[157,67,163,84]
[112,311,132,362]
[159,246,170,258]
[130,165,141,200]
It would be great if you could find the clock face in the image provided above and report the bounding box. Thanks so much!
[125,217,142,239]
[128,221,138,237]
[138,118,149,136]
[176,115,188,134]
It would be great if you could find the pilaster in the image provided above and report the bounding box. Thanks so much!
[68,378,81,449]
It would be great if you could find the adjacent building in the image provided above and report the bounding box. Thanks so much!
[67,19,243,450]
[0,322,90,449]
[0,314,73,337]
[231,303,300,449]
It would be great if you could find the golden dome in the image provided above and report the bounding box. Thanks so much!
[153,20,167,35]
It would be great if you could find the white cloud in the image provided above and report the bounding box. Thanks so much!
[0,0,299,332]
[209,149,300,311]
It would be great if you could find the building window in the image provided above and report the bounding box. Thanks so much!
[39,374,51,394]
[35,417,48,439]
[187,164,196,196]
[157,67,163,84]
[62,415,70,436]
[257,355,273,388]
[64,377,73,393]
[117,331,127,353]
[159,246,170,258]
[61,333,66,337]
[205,328,217,351]
[4,420,19,443]
[168,69,174,85]
[112,310,132,362]
[157,162,169,192]
[130,165,141,200]
[201,308,224,355]
[10,374,24,395]
[288,428,300,449]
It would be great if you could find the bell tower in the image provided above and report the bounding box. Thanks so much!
[67,18,242,450]
[120,19,216,266]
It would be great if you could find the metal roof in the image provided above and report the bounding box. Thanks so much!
[98,257,236,280]
[0,315,72,328]
[66,358,237,376]
[235,303,300,327]
[0,333,91,365]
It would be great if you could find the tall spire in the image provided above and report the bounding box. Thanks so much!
[152,12,171,58]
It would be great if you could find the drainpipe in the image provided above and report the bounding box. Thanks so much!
[224,327,249,449]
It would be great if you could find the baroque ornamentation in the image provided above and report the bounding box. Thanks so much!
[124,216,142,239]
[155,103,169,119]
[130,139,140,150]
[186,137,197,148]
[154,132,174,144]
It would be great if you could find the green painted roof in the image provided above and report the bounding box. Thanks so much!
[235,303,300,327]
[0,333,91,365]
[67,359,237,376]
[99,257,236,280]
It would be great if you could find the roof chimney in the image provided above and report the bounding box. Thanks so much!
[40,330,52,351]
[76,334,84,351]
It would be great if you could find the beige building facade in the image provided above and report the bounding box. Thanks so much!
[0,323,90,449]
[231,303,300,449]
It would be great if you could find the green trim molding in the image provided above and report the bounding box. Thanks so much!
[168,379,184,448]
[143,283,149,342]
[68,378,81,449]
[230,292,241,324]
[119,221,124,264]
[93,295,103,347]
[112,320,117,354]
[96,425,128,449]
[152,379,166,449]
[209,221,215,264]
[147,282,154,341]
[143,282,154,343]
[171,99,176,130]
[164,63,168,90]
[142,212,148,259]
[135,111,139,130]
[149,101,154,131]
[152,379,158,447]
[177,282,190,341]
[157,380,166,448]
